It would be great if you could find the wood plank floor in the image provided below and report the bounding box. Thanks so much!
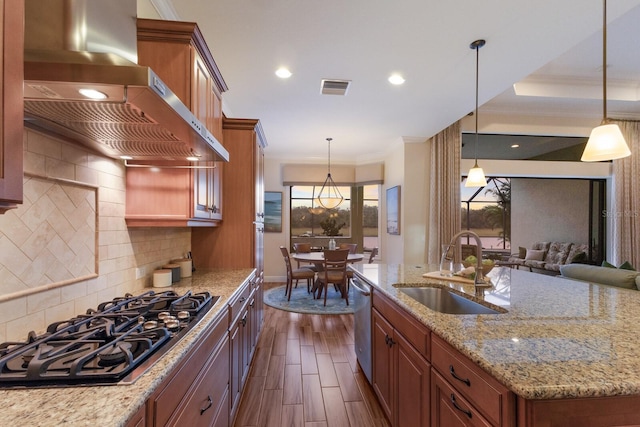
[233,284,390,427]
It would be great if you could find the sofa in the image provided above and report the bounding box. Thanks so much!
[507,241,589,274]
[560,264,640,290]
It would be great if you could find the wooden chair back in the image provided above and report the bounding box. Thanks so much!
[338,243,358,254]
[368,247,379,263]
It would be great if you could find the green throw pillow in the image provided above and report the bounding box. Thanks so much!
[602,260,616,268]
[570,252,587,264]
[619,261,636,271]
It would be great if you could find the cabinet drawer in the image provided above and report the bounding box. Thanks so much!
[168,337,230,427]
[229,280,251,325]
[432,369,492,427]
[373,292,429,358]
[151,312,229,426]
[431,335,512,427]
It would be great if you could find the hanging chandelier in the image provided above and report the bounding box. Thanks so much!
[465,39,488,188]
[316,137,344,209]
[581,0,631,162]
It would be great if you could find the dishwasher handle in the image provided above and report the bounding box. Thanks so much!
[350,277,371,296]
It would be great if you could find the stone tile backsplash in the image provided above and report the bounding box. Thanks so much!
[0,129,191,342]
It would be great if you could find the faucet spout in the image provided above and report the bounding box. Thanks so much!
[446,230,490,289]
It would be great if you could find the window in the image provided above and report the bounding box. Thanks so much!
[290,185,379,253]
[290,186,352,238]
[461,177,511,254]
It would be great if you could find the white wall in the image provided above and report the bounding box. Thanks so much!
[381,141,405,265]
[511,178,591,250]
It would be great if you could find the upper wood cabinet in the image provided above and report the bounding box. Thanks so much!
[0,1,24,213]
[126,19,227,227]
[125,161,222,227]
[136,18,227,143]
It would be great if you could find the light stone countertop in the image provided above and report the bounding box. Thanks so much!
[351,263,640,400]
[0,268,255,427]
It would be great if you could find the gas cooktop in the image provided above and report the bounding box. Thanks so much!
[0,290,218,388]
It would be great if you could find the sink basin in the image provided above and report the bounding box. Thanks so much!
[398,287,503,315]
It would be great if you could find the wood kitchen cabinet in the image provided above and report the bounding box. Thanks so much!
[228,277,255,424]
[192,118,266,277]
[372,292,431,426]
[0,1,24,213]
[125,19,227,227]
[431,334,515,427]
[125,161,222,227]
[145,309,230,427]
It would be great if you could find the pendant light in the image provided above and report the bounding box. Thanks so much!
[316,138,344,209]
[581,0,630,162]
[465,39,488,188]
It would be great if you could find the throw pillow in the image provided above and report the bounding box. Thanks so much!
[570,251,587,264]
[619,261,636,271]
[602,260,616,268]
[518,246,527,258]
[525,249,545,261]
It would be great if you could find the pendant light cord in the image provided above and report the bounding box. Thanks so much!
[326,137,332,175]
[470,39,485,167]
[475,42,480,166]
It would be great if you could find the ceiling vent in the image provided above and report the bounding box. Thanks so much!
[320,79,351,95]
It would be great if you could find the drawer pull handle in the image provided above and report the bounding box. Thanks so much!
[241,314,247,327]
[450,394,472,418]
[384,335,395,347]
[239,296,246,302]
[200,395,213,415]
[449,365,471,387]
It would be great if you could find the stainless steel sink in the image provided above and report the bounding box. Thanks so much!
[397,287,504,315]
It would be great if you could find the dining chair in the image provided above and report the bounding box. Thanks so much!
[338,243,358,254]
[280,246,315,300]
[293,242,317,271]
[317,249,350,306]
[368,247,379,263]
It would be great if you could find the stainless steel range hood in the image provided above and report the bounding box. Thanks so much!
[23,0,229,163]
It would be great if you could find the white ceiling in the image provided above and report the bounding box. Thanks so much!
[138,0,640,162]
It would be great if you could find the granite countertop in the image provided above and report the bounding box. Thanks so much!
[351,263,640,400]
[0,268,255,427]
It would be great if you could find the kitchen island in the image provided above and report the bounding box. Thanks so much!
[0,268,255,427]
[352,263,640,425]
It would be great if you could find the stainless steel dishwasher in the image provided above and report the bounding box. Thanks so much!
[351,275,373,384]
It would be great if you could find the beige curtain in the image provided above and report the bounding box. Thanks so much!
[426,121,461,264]
[611,119,640,268]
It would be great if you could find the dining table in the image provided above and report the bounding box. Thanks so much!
[292,251,365,298]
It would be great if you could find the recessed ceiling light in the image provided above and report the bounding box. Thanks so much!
[79,88,108,99]
[511,144,520,148]
[275,67,292,79]
[388,74,405,85]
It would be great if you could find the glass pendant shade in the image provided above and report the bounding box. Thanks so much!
[465,163,487,187]
[582,123,631,161]
[316,173,343,209]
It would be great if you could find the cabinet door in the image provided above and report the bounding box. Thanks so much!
[372,308,394,420]
[396,332,430,427]
[0,0,24,213]
[211,162,222,220]
[194,165,211,219]
[192,52,212,127]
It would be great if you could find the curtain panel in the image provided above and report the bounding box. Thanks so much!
[611,119,640,269]
[426,121,462,264]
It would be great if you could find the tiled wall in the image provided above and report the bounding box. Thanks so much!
[0,129,191,342]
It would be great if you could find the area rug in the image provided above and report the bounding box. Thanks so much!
[264,284,355,315]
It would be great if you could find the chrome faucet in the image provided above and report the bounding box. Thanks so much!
[444,230,491,292]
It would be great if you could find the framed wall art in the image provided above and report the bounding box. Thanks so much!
[264,191,283,232]
[386,185,400,235]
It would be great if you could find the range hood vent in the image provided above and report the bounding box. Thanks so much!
[23,0,229,162]
[320,79,351,96]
